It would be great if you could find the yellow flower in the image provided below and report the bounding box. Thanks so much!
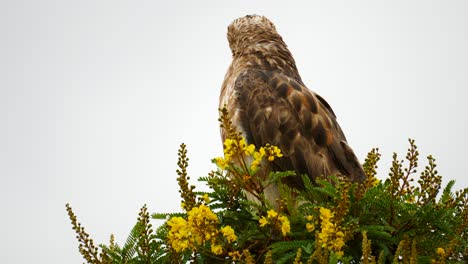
[224,138,235,150]
[278,215,290,236]
[305,215,315,232]
[211,243,223,255]
[260,210,290,236]
[317,207,345,257]
[251,147,266,170]
[254,147,266,160]
[171,238,190,253]
[188,204,218,227]
[267,209,278,219]
[333,231,346,250]
[239,137,247,147]
[243,249,255,264]
[244,143,256,156]
[202,193,210,203]
[223,138,236,160]
[167,217,188,234]
[214,157,229,169]
[229,251,241,261]
[259,216,269,227]
[167,217,191,252]
[265,145,283,161]
[335,251,344,258]
[168,205,236,254]
[221,137,284,171]
[436,247,445,255]
[221,226,237,242]
[224,138,247,155]
[371,177,380,187]
[251,159,261,170]
[272,146,283,157]
[319,207,333,220]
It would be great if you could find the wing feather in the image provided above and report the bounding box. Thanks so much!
[233,68,366,185]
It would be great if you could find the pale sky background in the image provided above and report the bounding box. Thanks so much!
[1,1,467,263]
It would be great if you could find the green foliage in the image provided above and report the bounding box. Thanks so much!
[67,204,173,264]
[66,113,467,263]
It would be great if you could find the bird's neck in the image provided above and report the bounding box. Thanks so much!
[233,43,302,83]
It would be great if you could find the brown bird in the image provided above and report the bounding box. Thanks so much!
[220,15,366,201]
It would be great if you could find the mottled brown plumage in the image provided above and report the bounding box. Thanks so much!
[220,15,366,195]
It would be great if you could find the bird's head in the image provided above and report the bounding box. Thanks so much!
[227,15,283,57]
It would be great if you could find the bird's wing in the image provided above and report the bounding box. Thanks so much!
[234,68,365,186]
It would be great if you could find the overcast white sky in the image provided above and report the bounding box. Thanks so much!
[1,1,467,263]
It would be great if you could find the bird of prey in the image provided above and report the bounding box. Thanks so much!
[220,15,366,200]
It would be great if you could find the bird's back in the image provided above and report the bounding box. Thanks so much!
[220,15,366,193]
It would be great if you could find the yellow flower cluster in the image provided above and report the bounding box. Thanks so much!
[224,138,255,160]
[228,250,241,261]
[251,144,283,170]
[214,137,283,172]
[202,193,210,203]
[251,147,266,170]
[264,144,283,162]
[166,217,191,252]
[221,226,237,243]
[317,207,345,258]
[370,176,380,187]
[436,247,445,255]
[259,209,291,236]
[167,204,237,255]
[305,215,315,232]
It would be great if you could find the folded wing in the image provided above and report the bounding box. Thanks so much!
[233,68,366,187]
